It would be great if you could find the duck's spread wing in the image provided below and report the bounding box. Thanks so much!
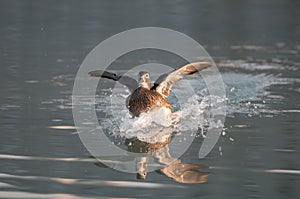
[151,62,212,98]
[88,70,138,93]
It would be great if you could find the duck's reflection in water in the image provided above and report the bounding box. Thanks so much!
[124,133,209,184]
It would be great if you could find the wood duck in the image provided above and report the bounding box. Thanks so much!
[89,62,212,180]
[88,62,212,117]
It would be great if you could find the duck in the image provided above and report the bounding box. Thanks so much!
[89,62,212,179]
[88,62,212,117]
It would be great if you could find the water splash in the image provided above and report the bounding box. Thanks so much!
[92,66,297,143]
[97,85,226,143]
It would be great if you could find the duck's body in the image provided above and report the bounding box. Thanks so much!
[128,87,172,117]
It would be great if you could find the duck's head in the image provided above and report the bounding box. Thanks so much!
[138,71,151,89]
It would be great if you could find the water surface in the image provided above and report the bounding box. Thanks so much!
[0,0,299,198]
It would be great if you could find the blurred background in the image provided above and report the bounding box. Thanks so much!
[0,0,299,198]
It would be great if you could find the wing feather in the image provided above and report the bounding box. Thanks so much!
[152,62,212,98]
[88,70,138,93]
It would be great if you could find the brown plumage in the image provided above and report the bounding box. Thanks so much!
[88,62,212,117]
[128,87,172,117]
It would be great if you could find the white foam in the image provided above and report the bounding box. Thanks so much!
[99,87,226,143]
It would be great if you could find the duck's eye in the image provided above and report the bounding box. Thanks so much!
[145,74,149,78]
